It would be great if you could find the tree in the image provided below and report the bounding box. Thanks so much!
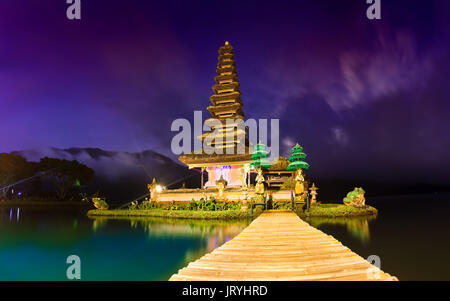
[0,153,35,199]
[269,156,290,171]
[38,157,95,201]
[287,143,309,171]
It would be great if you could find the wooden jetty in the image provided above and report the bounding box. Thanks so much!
[170,211,397,281]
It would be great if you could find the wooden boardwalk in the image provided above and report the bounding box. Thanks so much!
[170,211,398,281]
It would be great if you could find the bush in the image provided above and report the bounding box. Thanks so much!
[157,197,242,212]
[125,196,244,212]
[272,201,293,210]
[138,200,157,210]
[281,180,296,189]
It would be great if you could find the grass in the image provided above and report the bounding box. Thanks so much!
[87,203,377,219]
[87,208,256,220]
[301,203,378,218]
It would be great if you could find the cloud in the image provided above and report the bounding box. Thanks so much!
[338,30,432,110]
[281,137,296,157]
[16,147,186,182]
[331,127,349,145]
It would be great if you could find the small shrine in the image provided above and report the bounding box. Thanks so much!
[215,175,228,201]
[265,157,294,190]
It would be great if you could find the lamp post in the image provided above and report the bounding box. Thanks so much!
[310,183,318,204]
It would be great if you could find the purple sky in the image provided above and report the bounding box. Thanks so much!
[1,0,450,182]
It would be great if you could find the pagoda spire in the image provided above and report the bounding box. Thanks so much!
[200,41,247,152]
[178,41,253,185]
[207,41,244,119]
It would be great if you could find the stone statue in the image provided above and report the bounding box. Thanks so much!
[254,168,265,202]
[92,197,109,210]
[343,187,366,208]
[215,175,227,201]
[240,165,249,188]
[294,169,307,202]
[255,168,265,194]
[294,169,304,195]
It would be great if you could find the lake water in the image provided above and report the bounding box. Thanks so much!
[1,194,449,280]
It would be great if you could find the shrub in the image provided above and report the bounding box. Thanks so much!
[281,180,296,189]
[128,196,245,212]
[138,200,157,210]
[273,201,292,210]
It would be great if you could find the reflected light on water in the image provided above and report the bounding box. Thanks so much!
[306,215,376,243]
[90,216,248,250]
[7,208,20,223]
[89,216,250,273]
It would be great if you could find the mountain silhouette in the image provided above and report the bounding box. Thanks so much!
[12,147,199,204]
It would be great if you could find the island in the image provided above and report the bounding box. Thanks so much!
[87,42,378,220]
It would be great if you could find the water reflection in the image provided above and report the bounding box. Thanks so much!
[1,208,21,223]
[89,216,250,271]
[90,216,248,252]
[0,206,250,280]
[305,215,376,243]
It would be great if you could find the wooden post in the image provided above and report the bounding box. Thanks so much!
[291,191,295,211]
[306,193,310,213]
[201,167,205,189]
[264,193,267,211]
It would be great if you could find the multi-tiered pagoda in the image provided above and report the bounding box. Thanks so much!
[179,41,252,188]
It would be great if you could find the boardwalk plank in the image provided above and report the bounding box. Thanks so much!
[169,211,397,281]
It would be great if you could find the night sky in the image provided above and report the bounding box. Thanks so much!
[1,0,450,184]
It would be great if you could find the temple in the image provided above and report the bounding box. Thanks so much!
[154,41,309,204]
[178,41,252,188]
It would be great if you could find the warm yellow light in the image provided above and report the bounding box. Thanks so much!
[155,185,163,193]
